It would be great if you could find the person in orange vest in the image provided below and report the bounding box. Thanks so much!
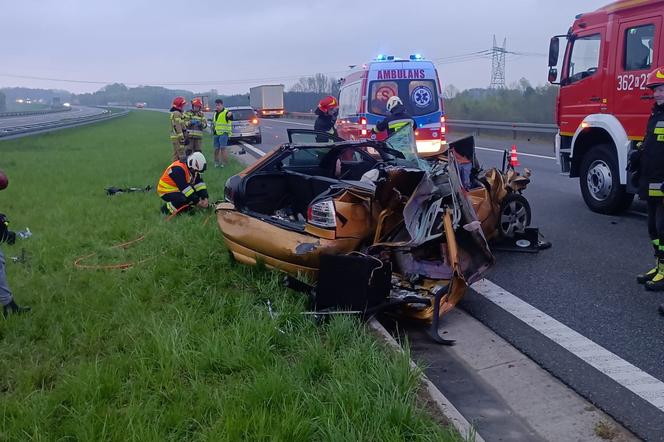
[183,98,208,156]
[169,96,188,161]
[157,152,209,215]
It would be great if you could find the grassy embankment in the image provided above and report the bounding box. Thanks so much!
[0,111,460,441]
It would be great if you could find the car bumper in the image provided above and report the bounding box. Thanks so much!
[216,203,361,278]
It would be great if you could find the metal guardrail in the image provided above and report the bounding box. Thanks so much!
[0,109,130,139]
[0,107,72,118]
[284,112,558,135]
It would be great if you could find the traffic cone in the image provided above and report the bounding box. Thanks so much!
[509,144,520,167]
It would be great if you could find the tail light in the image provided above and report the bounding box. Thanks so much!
[307,199,336,228]
[440,115,447,137]
[360,117,368,136]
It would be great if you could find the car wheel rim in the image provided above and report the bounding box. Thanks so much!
[501,200,528,237]
[586,160,613,202]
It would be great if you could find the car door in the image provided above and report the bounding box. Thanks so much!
[286,129,344,144]
[611,17,661,139]
[558,29,605,137]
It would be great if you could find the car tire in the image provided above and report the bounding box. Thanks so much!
[498,193,531,239]
[254,135,262,144]
[579,144,634,214]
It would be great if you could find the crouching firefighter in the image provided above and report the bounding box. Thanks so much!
[635,65,664,291]
[373,96,416,136]
[157,152,209,216]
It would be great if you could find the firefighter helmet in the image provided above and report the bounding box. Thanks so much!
[318,96,338,113]
[187,152,207,172]
[191,97,203,109]
[386,96,403,113]
[645,66,664,89]
[0,169,7,191]
[172,96,186,110]
[646,66,664,89]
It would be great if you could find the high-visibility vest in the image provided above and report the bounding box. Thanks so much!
[214,109,232,135]
[157,161,194,197]
[388,118,414,133]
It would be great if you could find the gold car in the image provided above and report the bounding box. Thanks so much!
[217,128,532,342]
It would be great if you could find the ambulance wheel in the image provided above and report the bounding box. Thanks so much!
[498,193,531,239]
[579,144,633,214]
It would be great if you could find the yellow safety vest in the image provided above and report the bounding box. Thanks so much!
[214,109,232,135]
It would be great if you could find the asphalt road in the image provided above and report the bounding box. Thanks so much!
[235,118,664,441]
[0,106,107,130]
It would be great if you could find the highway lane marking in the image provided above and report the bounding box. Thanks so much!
[475,146,556,161]
[471,278,664,411]
[239,141,266,157]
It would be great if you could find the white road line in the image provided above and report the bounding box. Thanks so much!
[268,119,313,127]
[475,145,556,161]
[471,278,664,411]
[239,140,266,157]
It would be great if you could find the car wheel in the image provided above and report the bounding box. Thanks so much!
[498,193,531,239]
[579,144,633,214]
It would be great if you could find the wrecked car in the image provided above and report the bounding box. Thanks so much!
[216,127,534,341]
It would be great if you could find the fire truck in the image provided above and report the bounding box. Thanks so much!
[548,0,664,213]
[336,54,446,154]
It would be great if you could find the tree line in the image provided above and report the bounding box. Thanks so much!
[1,76,558,122]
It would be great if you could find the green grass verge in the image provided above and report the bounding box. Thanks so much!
[0,112,460,441]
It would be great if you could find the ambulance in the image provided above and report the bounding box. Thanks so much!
[335,54,446,154]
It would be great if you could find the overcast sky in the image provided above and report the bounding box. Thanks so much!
[0,0,610,94]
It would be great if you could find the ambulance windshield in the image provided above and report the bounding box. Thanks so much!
[368,79,439,117]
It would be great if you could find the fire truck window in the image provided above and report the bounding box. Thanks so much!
[567,34,601,84]
[369,81,398,115]
[624,25,655,71]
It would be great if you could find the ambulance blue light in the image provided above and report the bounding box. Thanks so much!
[410,53,423,60]
[376,54,386,61]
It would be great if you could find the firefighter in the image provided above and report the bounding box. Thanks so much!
[184,98,208,155]
[212,99,233,168]
[0,169,30,318]
[634,66,664,291]
[314,96,338,142]
[169,96,188,161]
[157,152,209,216]
[374,96,416,135]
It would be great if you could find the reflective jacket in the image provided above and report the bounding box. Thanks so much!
[157,160,208,200]
[184,110,208,138]
[213,109,233,135]
[638,103,664,199]
[169,108,186,141]
[375,105,417,134]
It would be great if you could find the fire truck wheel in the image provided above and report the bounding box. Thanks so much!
[579,144,634,214]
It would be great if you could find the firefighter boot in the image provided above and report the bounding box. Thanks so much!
[637,260,659,284]
[645,259,664,291]
[2,300,31,318]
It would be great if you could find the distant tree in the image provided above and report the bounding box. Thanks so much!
[290,74,339,95]
[0,91,5,112]
[444,84,459,99]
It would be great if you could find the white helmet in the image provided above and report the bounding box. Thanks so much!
[187,152,207,172]
[386,96,403,113]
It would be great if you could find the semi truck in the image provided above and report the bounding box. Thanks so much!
[548,0,664,213]
[250,85,284,118]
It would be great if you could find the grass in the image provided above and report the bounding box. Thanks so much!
[0,111,460,441]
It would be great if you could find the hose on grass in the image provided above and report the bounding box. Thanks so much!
[74,203,213,270]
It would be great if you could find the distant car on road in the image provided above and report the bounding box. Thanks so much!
[227,106,262,144]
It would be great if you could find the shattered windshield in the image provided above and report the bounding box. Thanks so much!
[385,126,430,170]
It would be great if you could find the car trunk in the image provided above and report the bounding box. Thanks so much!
[241,171,345,226]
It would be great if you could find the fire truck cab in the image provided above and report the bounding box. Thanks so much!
[549,0,664,213]
[336,55,446,154]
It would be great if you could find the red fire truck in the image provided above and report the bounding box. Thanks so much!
[548,0,664,213]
